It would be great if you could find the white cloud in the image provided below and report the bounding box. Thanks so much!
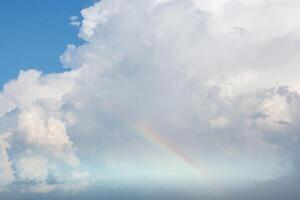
[69,16,81,27]
[79,0,123,40]
[17,156,48,182]
[0,133,14,191]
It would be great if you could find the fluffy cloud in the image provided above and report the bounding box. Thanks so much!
[0,70,87,192]
[0,133,14,191]
[1,0,300,197]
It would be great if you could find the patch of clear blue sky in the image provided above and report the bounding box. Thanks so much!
[0,0,95,87]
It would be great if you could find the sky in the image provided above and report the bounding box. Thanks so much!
[0,0,93,87]
[1,0,300,199]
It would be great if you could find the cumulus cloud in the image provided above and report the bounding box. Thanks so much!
[1,0,300,198]
[0,133,14,191]
[0,70,88,192]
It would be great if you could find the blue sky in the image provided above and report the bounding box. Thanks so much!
[0,0,93,87]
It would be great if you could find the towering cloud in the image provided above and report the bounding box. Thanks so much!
[1,0,300,198]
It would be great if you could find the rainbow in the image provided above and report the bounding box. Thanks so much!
[132,122,223,197]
